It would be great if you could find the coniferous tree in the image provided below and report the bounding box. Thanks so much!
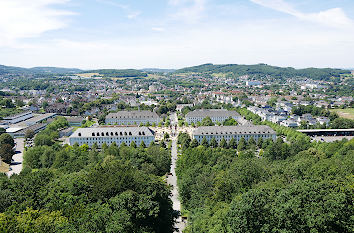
[190,139,199,148]
[220,138,228,149]
[201,137,209,147]
[229,138,238,149]
[237,137,247,151]
[210,138,218,148]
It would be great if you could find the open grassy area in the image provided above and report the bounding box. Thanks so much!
[330,108,354,120]
[0,161,9,173]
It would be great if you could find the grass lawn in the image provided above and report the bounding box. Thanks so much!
[330,108,354,120]
[0,161,9,173]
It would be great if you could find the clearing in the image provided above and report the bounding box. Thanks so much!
[330,108,354,120]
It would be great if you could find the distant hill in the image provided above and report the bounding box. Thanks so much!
[0,64,82,75]
[175,63,351,80]
[83,69,148,78]
[141,68,176,73]
[29,67,82,74]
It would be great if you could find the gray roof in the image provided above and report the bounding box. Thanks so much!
[106,111,159,119]
[186,109,240,118]
[70,126,155,137]
[193,125,276,135]
[3,111,32,120]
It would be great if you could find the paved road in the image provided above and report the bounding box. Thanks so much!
[167,112,186,232]
[167,139,186,232]
[7,138,25,177]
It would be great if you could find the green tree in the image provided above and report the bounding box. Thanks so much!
[25,130,35,139]
[0,144,14,164]
[190,139,199,148]
[0,134,15,147]
[237,137,247,151]
[140,141,146,148]
[201,137,209,147]
[130,141,137,148]
[201,116,213,126]
[210,138,218,148]
[220,138,228,149]
[229,138,238,149]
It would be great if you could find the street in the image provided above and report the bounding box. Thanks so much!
[167,112,186,232]
[7,138,25,177]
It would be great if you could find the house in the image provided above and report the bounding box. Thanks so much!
[316,117,330,125]
[280,119,299,128]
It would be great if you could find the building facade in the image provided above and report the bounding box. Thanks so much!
[105,111,160,125]
[192,125,276,144]
[69,126,155,147]
[185,109,240,124]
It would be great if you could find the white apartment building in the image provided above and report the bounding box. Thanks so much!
[192,125,276,143]
[105,111,160,125]
[69,127,155,147]
[185,109,240,124]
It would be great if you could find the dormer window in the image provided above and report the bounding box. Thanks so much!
[124,132,127,135]
[139,132,141,135]
[129,132,132,135]
[106,132,109,136]
[142,132,145,135]
[111,132,113,136]
[120,132,123,136]
[78,133,81,136]
[101,132,104,136]
[92,133,95,136]
[115,132,118,136]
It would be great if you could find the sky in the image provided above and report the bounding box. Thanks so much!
[0,0,353,69]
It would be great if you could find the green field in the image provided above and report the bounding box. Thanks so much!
[330,108,354,120]
[0,161,9,173]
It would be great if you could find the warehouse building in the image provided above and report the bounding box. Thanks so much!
[192,125,276,143]
[105,111,160,125]
[3,111,33,124]
[69,126,155,147]
[185,109,240,124]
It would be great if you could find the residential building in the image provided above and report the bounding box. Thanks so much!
[105,111,160,125]
[280,119,299,128]
[69,126,155,147]
[185,109,240,124]
[192,125,276,143]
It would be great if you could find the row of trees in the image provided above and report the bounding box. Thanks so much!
[176,136,354,232]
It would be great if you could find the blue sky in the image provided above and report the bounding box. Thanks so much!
[0,0,353,69]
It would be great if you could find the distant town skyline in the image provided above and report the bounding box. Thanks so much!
[0,0,354,69]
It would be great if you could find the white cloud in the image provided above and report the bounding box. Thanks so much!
[96,0,141,20]
[152,27,165,32]
[127,11,141,19]
[0,0,74,47]
[250,0,354,28]
[169,0,207,23]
